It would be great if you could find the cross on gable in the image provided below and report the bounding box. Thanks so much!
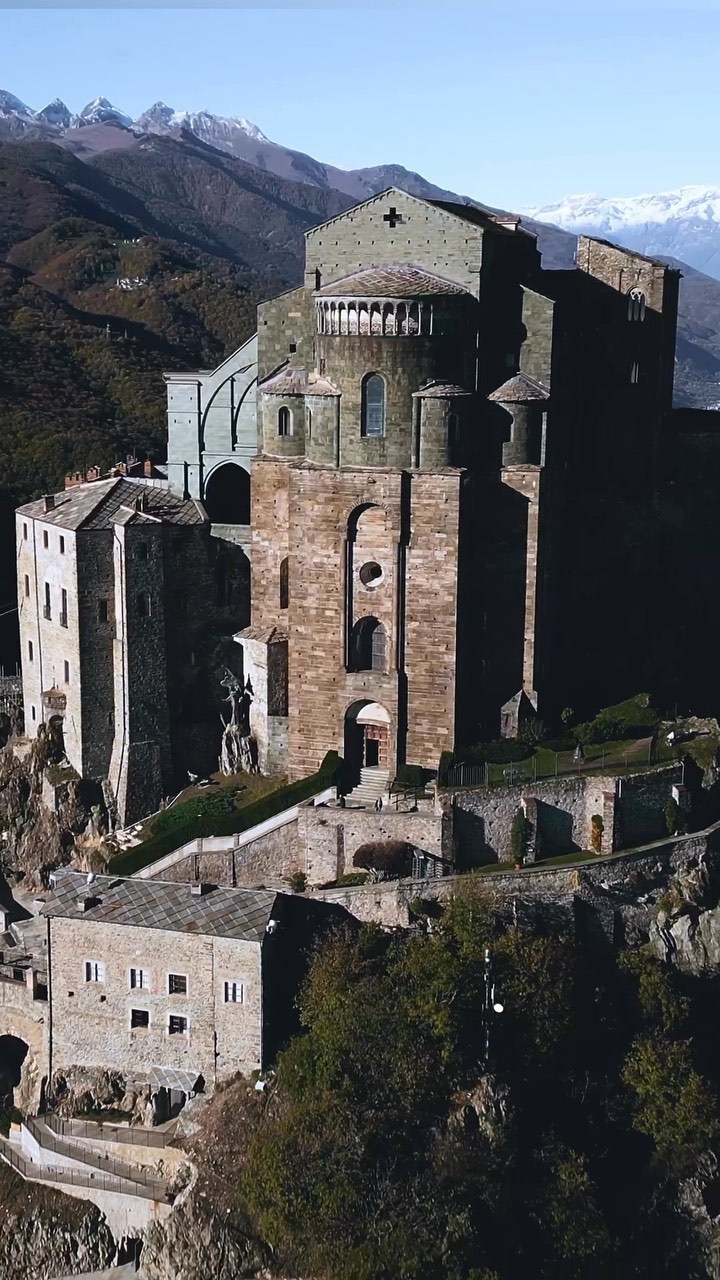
[383,206,403,229]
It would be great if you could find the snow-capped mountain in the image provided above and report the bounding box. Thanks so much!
[77,96,133,128]
[135,101,269,145]
[523,187,720,280]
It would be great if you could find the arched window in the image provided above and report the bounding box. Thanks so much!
[361,374,385,439]
[279,557,289,610]
[349,617,387,671]
[278,406,292,437]
[628,288,646,322]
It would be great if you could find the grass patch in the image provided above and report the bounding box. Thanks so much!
[111,752,341,875]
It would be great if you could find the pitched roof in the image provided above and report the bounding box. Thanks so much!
[258,368,340,397]
[413,380,473,398]
[18,479,206,531]
[43,870,279,944]
[487,372,550,403]
[315,263,469,299]
[235,625,288,644]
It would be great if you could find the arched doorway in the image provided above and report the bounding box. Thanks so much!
[344,701,391,782]
[0,1035,29,1114]
[203,463,251,525]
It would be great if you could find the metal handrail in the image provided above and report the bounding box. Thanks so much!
[43,1112,176,1149]
[0,1135,169,1202]
[24,1117,170,1197]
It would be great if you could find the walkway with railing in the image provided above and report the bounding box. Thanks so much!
[0,1115,173,1202]
[444,736,678,790]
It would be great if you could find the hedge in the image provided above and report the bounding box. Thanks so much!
[111,752,341,875]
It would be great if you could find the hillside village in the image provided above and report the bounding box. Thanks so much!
[4,185,720,1274]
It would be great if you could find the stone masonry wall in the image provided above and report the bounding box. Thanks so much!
[299,804,444,885]
[48,916,263,1085]
[449,766,681,866]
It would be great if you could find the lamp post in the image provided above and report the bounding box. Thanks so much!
[481,947,504,1069]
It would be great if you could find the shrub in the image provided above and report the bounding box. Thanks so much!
[395,764,434,790]
[510,809,530,865]
[665,798,680,836]
[353,840,412,878]
[464,739,533,766]
[560,707,575,728]
[438,751,454,787]
[408,895,444,921]
[287,871,307,894]
[590,814,604,854]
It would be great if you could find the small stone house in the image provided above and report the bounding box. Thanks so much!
[42,870,349,1103]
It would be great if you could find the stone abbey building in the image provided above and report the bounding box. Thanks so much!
[16,187,691,816]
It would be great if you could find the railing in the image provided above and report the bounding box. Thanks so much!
[24,1116,171,1198]
[0,1133,170,1202]
[44,1112,176,1149]
[445,738,678,791]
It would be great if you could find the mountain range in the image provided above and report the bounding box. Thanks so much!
[524,186,720,282]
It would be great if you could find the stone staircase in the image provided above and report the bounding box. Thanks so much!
[343,767,391,808]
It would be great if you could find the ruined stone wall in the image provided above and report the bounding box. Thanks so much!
[299,804,444,885]
[48,916,263,1085]
[449,765,682,866]
[0,976,49,1111]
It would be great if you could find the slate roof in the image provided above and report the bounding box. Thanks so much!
[258,368,340,397]
[235,625,288,644]
[43,870,278,944]
[487,372,550,403]
[315,264,469,299]
[18,479,206,531]
[413,381,473,398]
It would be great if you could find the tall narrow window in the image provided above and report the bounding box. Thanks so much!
[447,412,459,461]
[64,660,70,684]
[306,407,312,440]
[24,575,29,598]
[136,591,151,619]
[98,599,109,624]
[59,536,65,555]
[42,531,48,549]
[28,640,33,662]
[22,523,27,541]
[361,374,385,438]
[628,288,646,322]
[371,623,387,671]
[60,588,68,628]
[279,557,289,610]
[278,406,292,437]
[43,582,51,621]
[630,361,640,385]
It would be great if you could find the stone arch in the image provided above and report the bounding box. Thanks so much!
[0,1009,47,1114]
[349,616,386,672]
[344,699,391,778]
[203,462,251,525]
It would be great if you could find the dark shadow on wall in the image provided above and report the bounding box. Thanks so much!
[536,801,579,856]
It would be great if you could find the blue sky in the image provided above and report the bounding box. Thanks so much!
[2,3,720,208]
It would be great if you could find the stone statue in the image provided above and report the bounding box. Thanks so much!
[219,669,257,776]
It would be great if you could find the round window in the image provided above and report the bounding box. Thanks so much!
[359,561,383,588]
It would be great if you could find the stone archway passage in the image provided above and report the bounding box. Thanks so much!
[203,463,251,524]
[0,1034,30,1112]
[344,700,391,782]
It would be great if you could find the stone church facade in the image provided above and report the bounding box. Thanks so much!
[224,188,679,783]
[14,185,687,816]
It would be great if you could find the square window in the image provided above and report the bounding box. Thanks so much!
[84,960,105,983]
[43,531,48,549]
[224,981,244,1004]
[131,1008,149,1029]
[59,536,65,554]
[168,973,187,995]
[168,1014,188,1036]
[130,967,150,990]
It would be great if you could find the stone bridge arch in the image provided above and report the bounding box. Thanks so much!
[0,1002,48,1114]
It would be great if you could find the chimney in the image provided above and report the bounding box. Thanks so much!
[143,459,153,477]
[43,494,55,513]
[190,882,210,897]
